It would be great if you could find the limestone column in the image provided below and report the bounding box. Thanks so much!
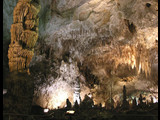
[4,0,41,119]
[8,0,40,74]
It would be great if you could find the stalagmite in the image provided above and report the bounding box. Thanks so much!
[8,0,41,73]
[73,77,81,105]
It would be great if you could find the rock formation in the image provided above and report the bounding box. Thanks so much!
[3,0,158,110]
[8,0,40,73]
[3,1,41,118]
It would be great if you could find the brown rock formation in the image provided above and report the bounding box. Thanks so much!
[3,0,41,118]
[8,0,40,73]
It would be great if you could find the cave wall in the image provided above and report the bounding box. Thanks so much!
[33,0,158,108]
[3,0,19,86]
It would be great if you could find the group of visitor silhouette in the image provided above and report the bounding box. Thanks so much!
[65,85,156,111]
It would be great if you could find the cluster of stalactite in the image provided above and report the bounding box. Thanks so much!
[85,42,153,78]
[8,0,40,73]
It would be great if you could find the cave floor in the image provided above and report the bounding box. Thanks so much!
[3,109,158,120]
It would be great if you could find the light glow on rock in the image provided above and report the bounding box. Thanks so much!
[66,110,75,114]
[44,109,49,113]
[34,60,90,109]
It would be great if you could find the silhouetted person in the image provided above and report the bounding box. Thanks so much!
[99,103,102,108]
[122,85,129,110]
[132,97,137,109]
[66,98,72,109]
[80,94,94,109]
[116,100,120,109]
[151,96,153,104]
[123,85,126,102]
[74,100,79,110]
[139,94,143,104]
[138,94,146,108]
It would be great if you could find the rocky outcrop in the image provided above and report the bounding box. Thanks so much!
[8,0,40,73]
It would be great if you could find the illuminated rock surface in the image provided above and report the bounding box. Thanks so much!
[8,0,40,72]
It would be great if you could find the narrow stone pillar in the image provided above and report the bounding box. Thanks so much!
[73,77,81,105]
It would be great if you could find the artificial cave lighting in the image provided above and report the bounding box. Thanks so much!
[66,110,75,114]
[3,89,7,95]
[3,0,158,119]
[88,93,92,98]
[44,108,49,113]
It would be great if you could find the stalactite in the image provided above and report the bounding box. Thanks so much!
[86,43,151,78]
